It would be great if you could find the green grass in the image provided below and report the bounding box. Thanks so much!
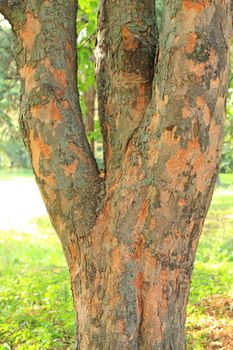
[0,170,232,349]
[186,183,233,349]
[219,173,233,186]
[0,217,74,350]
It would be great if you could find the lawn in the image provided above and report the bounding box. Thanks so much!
[0,172,232,349]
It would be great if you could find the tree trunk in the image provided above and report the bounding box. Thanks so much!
[84,87,96,153]
[1,0,232,349]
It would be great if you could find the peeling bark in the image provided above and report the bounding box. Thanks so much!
[1,0,232,349]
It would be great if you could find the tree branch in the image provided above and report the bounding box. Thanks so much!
[11,0,103,260]
[95,0,158,184]
[0,0,25,25]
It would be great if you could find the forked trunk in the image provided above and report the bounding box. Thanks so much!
[0,0,232,349]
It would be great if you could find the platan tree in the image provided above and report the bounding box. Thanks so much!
[0,1,232,349]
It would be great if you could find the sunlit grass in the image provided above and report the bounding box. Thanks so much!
[186,177,233,350]
[0,217,74,350]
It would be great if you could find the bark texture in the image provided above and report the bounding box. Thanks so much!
[1,0,232,349]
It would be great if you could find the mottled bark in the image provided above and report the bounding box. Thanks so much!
[2,0,103,264]
[84,87,96,153]
[96,0,157,179]
[1,0,232,349]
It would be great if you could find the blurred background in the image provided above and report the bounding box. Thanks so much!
[0,1,232,349]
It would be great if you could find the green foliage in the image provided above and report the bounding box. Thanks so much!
[0,25,19,136]
[77,0,98,108]
[221,43,233,173]
[155,0,164,30]
[0,22,29,169]
[0,140,30,168]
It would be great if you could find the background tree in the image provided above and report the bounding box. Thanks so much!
[221,44,233,173]
[0,20,30,167]
[77,0,99,155]
[0,1,232,350]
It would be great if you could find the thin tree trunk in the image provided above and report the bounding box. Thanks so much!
[0,0,232,349]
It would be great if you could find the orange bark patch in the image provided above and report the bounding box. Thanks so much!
[135,84,146,114]
[210,77,220,89]
[54,69,67,87]
[30,101,62,123]
[217,95,225,110]
[41,57,53,70]
[63,159,78,176]
[133,236,144,261]
[44,173,56,186]
[66,41,72,52]
[160,189,171,207]
[186,32,197,53]
[183,0,208,12]
[178,199,186,207]
[49,101,62,122]
[143,252,157,283]
[106,97,113,115]
[134,272,143,319]
[150,113,160,133]
[166,151,186,178]
[147,142,159,168]
[188,60,205,78]
[20,65,37,91]
[112,246,122,273]
[182,99,192,119]
[121,25,139,51]
[192,153,206,192]
[62,100,69,108]
[142,287,163,343]
[166,139,201,183]
[196,96,211,126]
[68,143,80,155]
[37,135,51,159]
[208,49,216,65]
[196,96,205,108]
[133,200,148,233]
[70,242,78,261]
[160,126,180,147]
[20,12,41,52]
[107,123,113,162]
[29,130,52,176]
[149,216,156,230]
[66,41,74,70]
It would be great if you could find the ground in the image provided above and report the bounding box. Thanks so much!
[0,170,232,350]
